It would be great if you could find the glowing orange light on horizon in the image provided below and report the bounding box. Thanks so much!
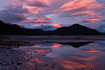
[50,24,62,28]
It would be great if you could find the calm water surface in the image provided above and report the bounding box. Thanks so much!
[0,40,105,70]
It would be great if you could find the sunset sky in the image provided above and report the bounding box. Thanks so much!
[0,0,105,32]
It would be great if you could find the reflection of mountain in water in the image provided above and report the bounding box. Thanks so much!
[59,42,94,48]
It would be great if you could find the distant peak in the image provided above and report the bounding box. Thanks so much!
[68,24,83,28]
[71,24,81,26]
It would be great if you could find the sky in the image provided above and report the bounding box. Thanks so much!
[0,0,105,32]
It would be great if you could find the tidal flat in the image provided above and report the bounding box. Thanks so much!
[0,35,105,70]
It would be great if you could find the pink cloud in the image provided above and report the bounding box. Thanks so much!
[54,0,105,20]
[24,6,42,14]
[50,24,62,28]
[27,17,52,23]
[46,17,53,20]
[0,0,105,30]
[34,19,51,23]
[33,24,40,26]
[82,17,105,23]
[58,0,105,13]
[26,0,51,7]
[70,11,97,16]
[82,18,101,23]
[10,0,51,15]
[34,17,52,23]
[90,15,102,19]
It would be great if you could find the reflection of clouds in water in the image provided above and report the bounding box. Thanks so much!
[84,49,101,53]
[0,48,63,70]
[57,59,87,70]
[33,43,61,48]
[83,49,104,58]
[51,44,61,48]
[55,58,105,70]
[19,48,52,56]
[0,41,105,70]
[33,41,93,48]
[70,56,96,61]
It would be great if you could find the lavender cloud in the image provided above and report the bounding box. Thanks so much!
[0,4,28,23]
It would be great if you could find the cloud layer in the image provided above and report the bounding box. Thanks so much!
[0,0,105,31]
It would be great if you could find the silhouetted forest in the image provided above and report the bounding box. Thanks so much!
[0,20,39,35]
[0,20,104,35]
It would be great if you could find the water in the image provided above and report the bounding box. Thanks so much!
[0,36,105,70]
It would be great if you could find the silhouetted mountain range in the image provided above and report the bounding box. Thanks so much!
[45,24,101,35]
[0,20,39,35]
[0,20,104,35]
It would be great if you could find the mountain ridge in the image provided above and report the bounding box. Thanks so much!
[0,20,104,35]
[45,24,101,35]
[0,20,39,35]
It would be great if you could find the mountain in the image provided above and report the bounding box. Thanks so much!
[34,29,45,34]
[0,20,39,35]
[0,20,24,35]
[45,24,101,35]
[0,20,103,35]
